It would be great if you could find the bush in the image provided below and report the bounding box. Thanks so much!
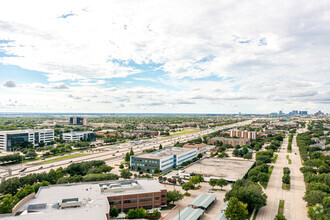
[282,174,290,184]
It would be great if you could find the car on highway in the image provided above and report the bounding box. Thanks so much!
[50,164,54,167]
[3,173,8,177]
[61,154,64,156]
[38,166,43,169]
[20,172,26,176]
[19,167,27,172]
[112,154,115,156]
[42,157,45,160]
[69,160,73,163]
[116,150,119,153]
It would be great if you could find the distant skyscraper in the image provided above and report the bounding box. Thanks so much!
[69,117,87,126]
[299,111,308,115]
[292,110,298,115]
[279,110,283,115]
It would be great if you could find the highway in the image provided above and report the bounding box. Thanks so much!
[0,120,252,180]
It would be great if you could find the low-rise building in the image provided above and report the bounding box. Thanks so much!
[0,129,54,151]
[207,137,250,146]
[183,143,207,155]
[9,179,166,220]
[60,131,96,142]
[130,147,197,173]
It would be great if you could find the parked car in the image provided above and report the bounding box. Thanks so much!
[42,157,45,160]
[208,190,215,193]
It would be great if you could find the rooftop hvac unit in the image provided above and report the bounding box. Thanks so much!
[59,198,82,209]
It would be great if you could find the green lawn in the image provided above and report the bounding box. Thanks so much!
[272,154,278,163]
[36,153,89,165]
[278,200,285,214]
[286,155,292,164]
[163,129,199,139]
[282,183,290,190]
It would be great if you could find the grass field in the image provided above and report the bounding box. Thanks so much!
[278,200,285,214]
[163,128,199,139]
[286,155,292,164]
[36,153,88,165]
[282,183,290,190]
[272,154,278,163]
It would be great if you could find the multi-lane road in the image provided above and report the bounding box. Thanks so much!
[0,120,252,181]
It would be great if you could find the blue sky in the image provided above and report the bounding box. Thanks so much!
[0,0,329,113]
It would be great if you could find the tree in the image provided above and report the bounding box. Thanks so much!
[243,152,252,159]
[127,209,137,219]
[120,169,132,179]
[25,149,38,159]
[136,207,147,218]
[182,182,194,193]
[225,197,248,220]
[129,149,134,156]
[110,205,119,217]
[304,190,328,206]
[153,167,161,173]
[125,153,130,163]
[167,190,184,205]
[119,163,124,169]
[217,178,228,190]
[152,209,160,218]
[189,176,200,188]
[0,194,19,214]
[282,174,290,184]
[225,180,267,210]
[209,179,217,189]
[159,144,163,150]
[197,153,203,159]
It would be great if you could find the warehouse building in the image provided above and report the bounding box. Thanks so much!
[0,129,54,151]
[130,147,197,173]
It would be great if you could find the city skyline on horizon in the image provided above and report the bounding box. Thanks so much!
[0,0,329,114]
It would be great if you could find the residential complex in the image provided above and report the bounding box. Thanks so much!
[69,116,87,126]
[229,129,256,139]
[130,147,197,172]
[0,129,54,151]
[60,131,96,142]
[9,179,166,220]
[208,137,250,146]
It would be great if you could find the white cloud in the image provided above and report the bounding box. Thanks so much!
[0,0,329,113]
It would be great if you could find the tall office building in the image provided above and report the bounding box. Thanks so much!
[0,129,54,151]
[69,117,87,126]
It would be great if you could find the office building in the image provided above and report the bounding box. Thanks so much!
[60,131,96,142]
[299,111,308,115]
[69,117,87,126]
[10,179,166,220]
[0,129,54,151]
[130,147,197,172]
[229,129,256,139]
[207,137,250,146]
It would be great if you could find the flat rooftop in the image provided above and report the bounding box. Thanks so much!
[182,158,254,181]
[5,179,165,220]
[0,129,53,134]
[134,147,195,159]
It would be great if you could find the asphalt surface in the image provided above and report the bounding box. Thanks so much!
[257,131,308,220]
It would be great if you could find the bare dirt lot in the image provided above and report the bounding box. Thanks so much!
[182,157,255,181]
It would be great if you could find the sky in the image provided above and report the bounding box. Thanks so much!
[0,0,329,114]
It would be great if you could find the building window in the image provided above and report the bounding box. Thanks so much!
[140,197,152,202]
[155,197,160,200]
[109,200,121,205]
[124,199,137,204]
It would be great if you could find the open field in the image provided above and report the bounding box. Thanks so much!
[35,153,89,165]
[165,128,199,138]
[183,157,254,181]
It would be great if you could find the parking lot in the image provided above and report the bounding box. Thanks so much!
[182,157,255,181]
